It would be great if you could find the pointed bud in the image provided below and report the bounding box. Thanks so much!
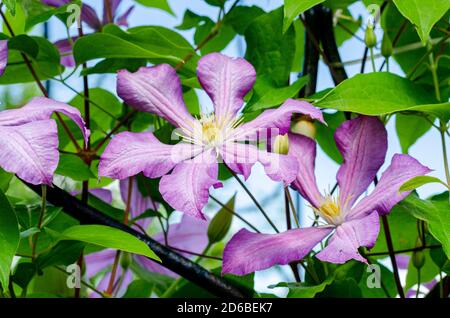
[365,25,377,48]
[120,252,132,270]
[273,134,290,155]
[208,195,235,245]
[412,237,425,269]
[381,33,393,58]
[291,116,317,139]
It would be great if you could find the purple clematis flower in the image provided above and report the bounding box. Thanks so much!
[42,0,134,67]
[99,53,324,220]
[85,179,208,297]
[0,97,89,185]
[0,40,7,76]
[222,116,431,276]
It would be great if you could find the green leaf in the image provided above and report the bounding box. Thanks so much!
[7,34,39,58]
[55,225,160,261]
[396,114,433,153]
[205,0,227,7]
[194,19,236,55]
[0,168,13,192]
[122,279,154,298]
[130,261,174,296]
[371,200,418,255]
[134,0,174,15]
[21,0,78,31]
[405,249,441,291]
[245,75,309,112]
[55,154,95,181]
[283,0,325,33]
[315,72,449,122]
[358,261,397,298]
[315,111,345,164]
[12,262,36,290]
[292,19,305,72]
[35,241,85,270]
[73,33,181,65]
[382,5,450,98]
[208,195,235,244]
[399,176,449,193]
[401,195,450,258]
[392,0,450,44]
[81,58,147,76]
[272,261,357,298]
[104,24,198,75]
[2,1,25,35]
[3,0,16,16]
[245,7,295,87]
[334,9,362,47]
[0,190,20,289]
[0,36,61,84]
[176,9,207,30]
[69,88,123,132]
[224,6,265,35]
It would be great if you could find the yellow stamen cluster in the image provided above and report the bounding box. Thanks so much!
[311,192,353,225]
[181,113,243,149]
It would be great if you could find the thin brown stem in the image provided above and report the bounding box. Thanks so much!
[381,215,405,298]
[106,177,133,296]
[168,246,222,261]
[209,194,260,233]
[227,167,279,233]
[93,110,137,152]
[366,244,441,256]
[32,185,47,260]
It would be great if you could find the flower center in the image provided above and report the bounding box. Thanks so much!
[319,197,341,220]
[201,117,222,144]
[196,114,225,148]
[314,194,346,225]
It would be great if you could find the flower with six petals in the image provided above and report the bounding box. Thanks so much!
[222,116,431,276]
[99,53,324,220]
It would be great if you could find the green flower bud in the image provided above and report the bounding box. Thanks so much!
[412,250,425,269]
[273,134,290,155]
[412,237,425,269]
[291,117,317,139]
[120,252,132,270]
[208,195,235,244]
[381,33,393,58]
[365,25,377,48]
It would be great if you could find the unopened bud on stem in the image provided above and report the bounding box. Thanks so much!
[365,25,377,48]
[273,134,290,155]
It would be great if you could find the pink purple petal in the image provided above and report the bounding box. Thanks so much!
[54,38,76,68]
[81,3,102,30]
[117,65,196,132]
[349,154,431,219]
[115,5,134,26]
[0,40,8,76]
[119,178,155,222]
[288,133,324,209]
[234,99,324,142]
[99,132,202,180]
[103,0,122,24]
[0,120,58,185]
[159,150,219,219]
[222,226,333,276]
[316,211,380,264]
[197,53,256,124]
[335,116,387,208]
[135,215,209,278]
[221,142,298,186]
[0,97,89,146]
